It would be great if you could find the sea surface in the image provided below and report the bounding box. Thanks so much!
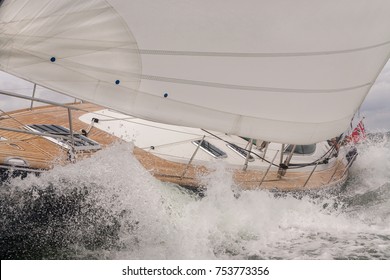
[1,134,390,260]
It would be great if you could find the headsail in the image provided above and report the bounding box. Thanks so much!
[1,0,390,144]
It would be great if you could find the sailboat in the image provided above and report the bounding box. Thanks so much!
[1,0,389,191]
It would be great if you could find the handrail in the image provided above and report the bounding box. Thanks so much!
[29,84,37,110]
[0,89,82,111]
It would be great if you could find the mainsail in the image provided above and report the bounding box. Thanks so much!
[1,0,390,144]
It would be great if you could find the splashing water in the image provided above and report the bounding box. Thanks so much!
[1,138,390,260]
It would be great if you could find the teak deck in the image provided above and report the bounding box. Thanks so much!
[0,103,348,191]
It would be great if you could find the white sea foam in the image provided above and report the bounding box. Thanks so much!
[3,140,390,259]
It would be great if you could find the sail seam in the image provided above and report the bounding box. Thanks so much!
[136,40,390,57]
[141,74,372,94]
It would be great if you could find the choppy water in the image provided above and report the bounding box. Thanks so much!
[1,135,390,260]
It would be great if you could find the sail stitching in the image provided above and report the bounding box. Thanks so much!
[137,39,390,57]
[140,74,373,94]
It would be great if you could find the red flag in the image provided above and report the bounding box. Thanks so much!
[346,120,366,144]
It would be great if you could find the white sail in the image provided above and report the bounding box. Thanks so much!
[1,0,390,144]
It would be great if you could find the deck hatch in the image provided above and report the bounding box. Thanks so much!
[26,124,101,151]
[192,139,227,159]
[226,143,255,162]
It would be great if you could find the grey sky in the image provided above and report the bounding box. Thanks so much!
[1,60,390,132]
[0,71,74,112]
[360,60,390,131]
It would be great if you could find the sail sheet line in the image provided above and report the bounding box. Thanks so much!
[136,39,390,58]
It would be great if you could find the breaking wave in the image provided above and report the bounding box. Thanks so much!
[1,135,390,260]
